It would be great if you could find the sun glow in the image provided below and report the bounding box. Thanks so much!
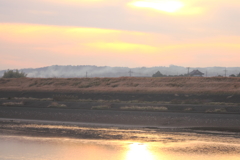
[129,0,184,13]
[125,143,155,160]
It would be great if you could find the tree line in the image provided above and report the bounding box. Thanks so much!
[2,70,27,78]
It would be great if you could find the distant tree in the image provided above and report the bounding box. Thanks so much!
[229,74,236,77]
[152,71,164,77]
[2,70,27,78]
[237,73,240,77]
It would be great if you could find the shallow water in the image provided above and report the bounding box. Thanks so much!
[0,134,240,160]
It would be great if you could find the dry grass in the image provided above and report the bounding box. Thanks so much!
[205,108,227,113]
[207,102,238,106]
[13,97,37,100]
[41,98,53,101]
[48,102,67,108]
[10,97,52,101]
[1,77,240,95]
[53,95,78,101]
[91,105,111,110]
[184,107,193,111]
[120,106,168,111]
[2,101,24,106]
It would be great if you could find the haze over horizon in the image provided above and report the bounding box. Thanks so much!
[1,0,240,70]
[1,64,240,78]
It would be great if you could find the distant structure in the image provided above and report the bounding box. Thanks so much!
[187,67,190,76]
[189,70,204,77]
[224,68,227,77]
[229,74,236,77]
[128,70,133,77]
[152,71,164,77]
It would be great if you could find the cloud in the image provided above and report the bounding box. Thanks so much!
[41,0,125,7]
[27,10,57,16]
[0,23,240,69]
[86,42,158,53]
[128,0,184,13]
[128,0,205,15]
[1,0,240,37]
[1,0,240,69]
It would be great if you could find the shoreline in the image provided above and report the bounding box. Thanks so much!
[1,90,240,114]
[1,106,240,128]
[0,117,240,143]
[1,78,240,141]
[1,104,240,141]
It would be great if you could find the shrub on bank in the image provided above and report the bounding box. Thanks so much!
[2,70,27,78]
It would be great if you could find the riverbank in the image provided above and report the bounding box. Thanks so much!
[0,77,240,140]
[1,77,240,97]
[0,111,240,142]
[0,106,240,130]
[0,105,240,141]
[1,77,240,104]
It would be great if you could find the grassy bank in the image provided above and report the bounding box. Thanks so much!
[1,77,240,95]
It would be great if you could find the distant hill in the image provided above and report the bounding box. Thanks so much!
[0,65,240,78]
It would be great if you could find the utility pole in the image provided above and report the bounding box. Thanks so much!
[224,68,227,77]
[206,70,208,77]
[129,70,133,77]
[187,67,190,76]
[86,72,88,78]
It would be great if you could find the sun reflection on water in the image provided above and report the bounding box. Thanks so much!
[125,143,156,160]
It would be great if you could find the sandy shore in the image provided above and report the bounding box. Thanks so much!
[0,105,240,141]
[1,106,240,128]
[1,77,240,103]
[1,78,240,140]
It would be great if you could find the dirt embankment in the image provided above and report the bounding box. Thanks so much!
[0,77,240,103]
[0,77,240,94]
[1,77,240,114]
[1,77,240,133]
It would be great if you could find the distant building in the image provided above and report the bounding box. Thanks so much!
[152,71,164,77]
[189,70,204,77]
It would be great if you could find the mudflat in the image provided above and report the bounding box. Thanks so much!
[1,77,240,103]
[0,106,240,141]
[0,77,240,139]
[0,106,240,128]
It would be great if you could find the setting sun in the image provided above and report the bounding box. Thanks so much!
[125,143,155,160]
[129,0,184,13]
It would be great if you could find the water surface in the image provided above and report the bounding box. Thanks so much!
[0,134,239,160]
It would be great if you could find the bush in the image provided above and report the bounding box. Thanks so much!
[229,74,236,77]
[2,70,27,78]
[152,71,164,77]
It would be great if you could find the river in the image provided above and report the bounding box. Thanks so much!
[0,132,240,160]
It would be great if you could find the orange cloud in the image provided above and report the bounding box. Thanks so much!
[0,23,240,68]
[0,23,161,54]
[42,0,123,6]
[86,42,158,53]
[129,0,184,13]
[128,0,205,15]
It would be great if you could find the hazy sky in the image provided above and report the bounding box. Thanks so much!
[1,0,240,69]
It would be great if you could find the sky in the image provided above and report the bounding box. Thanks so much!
[0,0,240,70]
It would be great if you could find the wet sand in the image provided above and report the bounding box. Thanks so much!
[1,78,240,160]
[0,85,240,140]
[0,105,240,141]
[1,106,240,128]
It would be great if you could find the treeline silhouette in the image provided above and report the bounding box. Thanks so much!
[2,70,27,78]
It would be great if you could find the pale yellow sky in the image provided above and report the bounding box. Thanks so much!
[0,0,240,69]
